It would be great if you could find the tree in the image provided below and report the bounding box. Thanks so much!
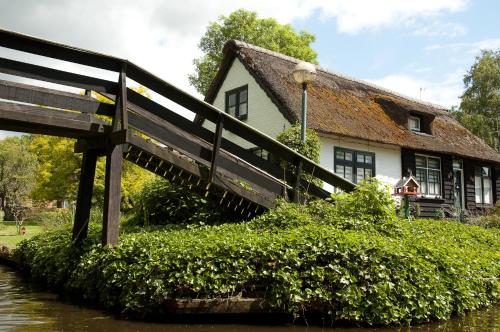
[189,9,318,95]
[0,137,38,232]
[455,49,500,151]
[29,86,155,209]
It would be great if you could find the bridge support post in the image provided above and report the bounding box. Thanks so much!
[102,143,123,246]
[102,62,127,246]
[72,148,98,243]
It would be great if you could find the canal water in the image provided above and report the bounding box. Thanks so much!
[0,265,498,332]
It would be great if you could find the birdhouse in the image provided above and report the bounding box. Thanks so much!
[394,175,420,196]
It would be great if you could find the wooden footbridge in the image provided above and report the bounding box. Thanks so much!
[0,29,354,245]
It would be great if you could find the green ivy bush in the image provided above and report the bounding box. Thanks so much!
[130,178,233,227]
[276,123,323,189]
[13,180,500,325]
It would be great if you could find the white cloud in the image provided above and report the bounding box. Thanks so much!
[426,39,500,53]
[413,21,467,37]
[309,0,468,34]
[368,70,465,108]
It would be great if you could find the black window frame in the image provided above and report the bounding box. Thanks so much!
[225,85,248,120]
[474,166,493,205]
[333,147,375,184]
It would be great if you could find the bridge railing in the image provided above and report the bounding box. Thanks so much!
[0,28,355,200]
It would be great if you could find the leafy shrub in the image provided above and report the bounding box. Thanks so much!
[276,124,322,189]
[130,178,232,227]
[0,209,4,222]
[29,208,74,231]
[14,197,500,325]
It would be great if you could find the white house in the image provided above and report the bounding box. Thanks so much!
[195,40,500,217]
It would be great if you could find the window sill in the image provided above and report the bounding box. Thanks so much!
[411,130,433,137]
[475,203,493,209]
[416,196,444,202]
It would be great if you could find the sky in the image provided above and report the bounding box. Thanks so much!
[0,0,499,139]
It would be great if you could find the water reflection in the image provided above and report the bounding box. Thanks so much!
[0,265,498,332]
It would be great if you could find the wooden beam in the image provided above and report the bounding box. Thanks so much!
[0,79,114,115]
[72,149,98,243]
[209,114,224,183]
[102,144,123,246]
[0,28,123,72]
[0,101,109,137]
[0,57,118,94]
[116,63,128,131]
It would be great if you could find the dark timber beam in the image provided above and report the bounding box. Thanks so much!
[72,148,98,243]
[209,114,224,183]
[0,79,114,115]
[101,66,127,246]
[0,57,118,94]
[102,144,123,246]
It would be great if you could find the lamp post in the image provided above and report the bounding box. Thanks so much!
[293,61,317,143]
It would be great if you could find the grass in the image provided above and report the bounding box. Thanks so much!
[0,221,44,248]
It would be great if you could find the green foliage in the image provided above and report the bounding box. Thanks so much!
[276,123,322,189]
[28,134,153,209]
[189,9,317,94]
[130,178,231,227]
[0,137,38,221]
[453,49,500,151]
[276,123,321,163]
[14,180,500,325]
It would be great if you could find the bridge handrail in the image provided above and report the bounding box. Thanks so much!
[0,28,354,191]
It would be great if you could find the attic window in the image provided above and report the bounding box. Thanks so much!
[225,85,248,120]
[409,115,421,132]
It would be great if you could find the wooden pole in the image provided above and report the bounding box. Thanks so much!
[102,64,127,246]
[72,148,98,243]
[102,143,123,246]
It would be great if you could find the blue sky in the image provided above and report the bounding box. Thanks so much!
[0,0,499,139]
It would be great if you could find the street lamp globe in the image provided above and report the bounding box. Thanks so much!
[293,61,317,84]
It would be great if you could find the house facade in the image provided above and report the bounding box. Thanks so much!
[196,40,500,217]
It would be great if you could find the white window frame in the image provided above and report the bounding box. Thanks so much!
[409,116,421,132]
[475,166,493,205]
[415,154,442,198]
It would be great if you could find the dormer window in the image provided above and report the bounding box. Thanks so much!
[225,85,248,120]
[409,115,421,132]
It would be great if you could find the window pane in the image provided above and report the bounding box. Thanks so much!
[357,154,364,163]
[416,168,427,194]
[482,167,490,177]
[239,89,247,103]
[345,152,353,161]
[336,150,345,160]
[344,166,353,182]
[228,93,237,106]
[239,102,247,117]
[365,168,372,178]
[484,177,492,204]
[475,175,483,203]
[365,155,373,165]
[428,158,440,169]
[409,117,420,130]
[228,106,236,117]
[335,165,344,175]
[416,156,426,168]
[357,168,365,182]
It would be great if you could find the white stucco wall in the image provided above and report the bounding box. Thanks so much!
[205,58,291,148]
[205,58,402,193]
[319,135,402,192]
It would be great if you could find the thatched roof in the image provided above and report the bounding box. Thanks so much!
[199,40,500,163]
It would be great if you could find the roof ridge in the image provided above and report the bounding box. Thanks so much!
[230,40,448,112]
